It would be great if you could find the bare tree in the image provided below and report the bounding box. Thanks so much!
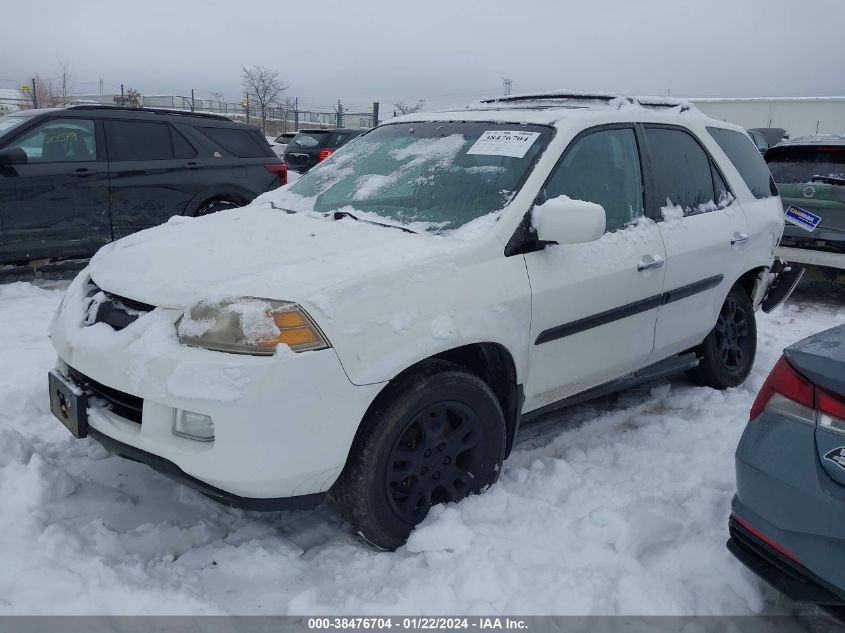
[209,90,225,102]
[113,88,142,108]
[393,99,425,116]
[241,65,288,134]
[57,60,74,104]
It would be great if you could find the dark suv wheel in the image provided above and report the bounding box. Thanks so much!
[687,284,757,389]
[332,360,506,550]
[194,199,239,216]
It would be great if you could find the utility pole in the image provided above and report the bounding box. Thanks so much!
[294,97,299,131]
[243,94,249,125]
[120,83,125,106]
[31,77,37,108]
[502,77,513,96]
[99,78,103,95]
[191,89,195,112]
[336,99,343,127]
[372,101,379,128]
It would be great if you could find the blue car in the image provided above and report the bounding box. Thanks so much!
[730,324,845,608]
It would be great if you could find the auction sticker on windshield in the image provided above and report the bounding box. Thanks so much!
[785,204,822,232]
[467,130,540,158]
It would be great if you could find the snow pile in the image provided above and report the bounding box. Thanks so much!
[0,280,842,614]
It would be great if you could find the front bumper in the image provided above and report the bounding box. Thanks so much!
[50,279,385,502]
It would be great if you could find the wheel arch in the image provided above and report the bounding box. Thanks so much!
[734,265,769,307]
[348,342,523,466]
[184,185,255,216]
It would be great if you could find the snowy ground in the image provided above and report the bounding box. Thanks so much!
[0,279,843,615]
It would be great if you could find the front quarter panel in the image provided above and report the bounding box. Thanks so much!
[300,239,532,387]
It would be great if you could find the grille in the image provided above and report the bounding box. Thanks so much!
[68,366,143,424]
[87,284,155,331]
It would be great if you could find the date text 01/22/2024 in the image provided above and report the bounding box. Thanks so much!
[306,617,529,630]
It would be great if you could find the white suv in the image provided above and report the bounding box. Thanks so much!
[48,92,793,549]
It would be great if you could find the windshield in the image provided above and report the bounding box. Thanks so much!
[767,147,845,184]
[285,121,553,230]
[0,116,28,136]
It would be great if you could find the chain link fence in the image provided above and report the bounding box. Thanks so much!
[0,92,377,137]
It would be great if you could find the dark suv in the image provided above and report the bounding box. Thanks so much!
[283,128,364,173]
[0,106,286,267]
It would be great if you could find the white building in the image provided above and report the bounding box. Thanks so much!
[690,96,845,138]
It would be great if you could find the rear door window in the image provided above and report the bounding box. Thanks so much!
[544,127,644,232]
[9,118,97,162]
[707,126,777,198]
[171,126,197,159]
[645,127,716,215]
[197,126,271,158]
[108,120,173,161]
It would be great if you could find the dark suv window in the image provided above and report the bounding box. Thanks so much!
[196,126,270,158]
[766,145,845,184]
[544,127,644,232]
[9,118,97,162]
[108,120,173,161]
[645,127,715,215]
[289,130,329,149]
[171,127,197,159]
[707,126,777,198]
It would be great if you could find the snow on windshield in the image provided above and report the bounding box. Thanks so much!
[267,121,553,233]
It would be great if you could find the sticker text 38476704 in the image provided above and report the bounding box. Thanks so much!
[466,130,540,159]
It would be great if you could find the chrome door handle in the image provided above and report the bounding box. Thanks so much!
[731,232,749,245]
[637,254,665,271]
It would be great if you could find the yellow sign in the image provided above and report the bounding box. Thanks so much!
[20,85,32,92]
[241,98,248,105]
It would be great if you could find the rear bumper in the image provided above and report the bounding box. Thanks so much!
[776,246,845,270]
[728,515,845,606]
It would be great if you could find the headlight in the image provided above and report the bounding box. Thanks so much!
[177,298,329,355]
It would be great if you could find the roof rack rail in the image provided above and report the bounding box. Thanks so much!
[64,105,231,120]
[478,91,695,113]
[480,91,620,104]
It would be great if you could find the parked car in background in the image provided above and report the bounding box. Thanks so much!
[283,128,364,173]
[729,324,845,612]
[766,135,845,282]
[48,92,794,549]
[750,127,789,148]
[747,129,769,155]
[269,132,296,159]
[0,105,286,268]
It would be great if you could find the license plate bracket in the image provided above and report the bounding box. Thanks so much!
[48,369,89,439]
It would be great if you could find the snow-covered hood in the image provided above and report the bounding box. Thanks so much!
[88,205,466,308]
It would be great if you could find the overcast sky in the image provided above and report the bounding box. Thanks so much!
[1,0,843,115]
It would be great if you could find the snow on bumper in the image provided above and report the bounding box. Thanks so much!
[49,277,384,500]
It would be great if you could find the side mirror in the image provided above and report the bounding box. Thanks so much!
[533,195,606,245]
[0,147,27,166]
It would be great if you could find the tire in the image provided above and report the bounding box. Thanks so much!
[332,360,506,550]
[686,284,757,389]
[194,199,238,217]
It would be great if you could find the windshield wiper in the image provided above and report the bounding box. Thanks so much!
[329,210,417,234]
[811,174,845,186]
[269,201,296,214]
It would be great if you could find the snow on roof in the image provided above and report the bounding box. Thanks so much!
[387,90,706,128]
[775,134,845,147]
[690,95,845,103]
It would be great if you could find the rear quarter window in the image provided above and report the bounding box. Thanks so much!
[707,126,778,199]
[196,126,272,158]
